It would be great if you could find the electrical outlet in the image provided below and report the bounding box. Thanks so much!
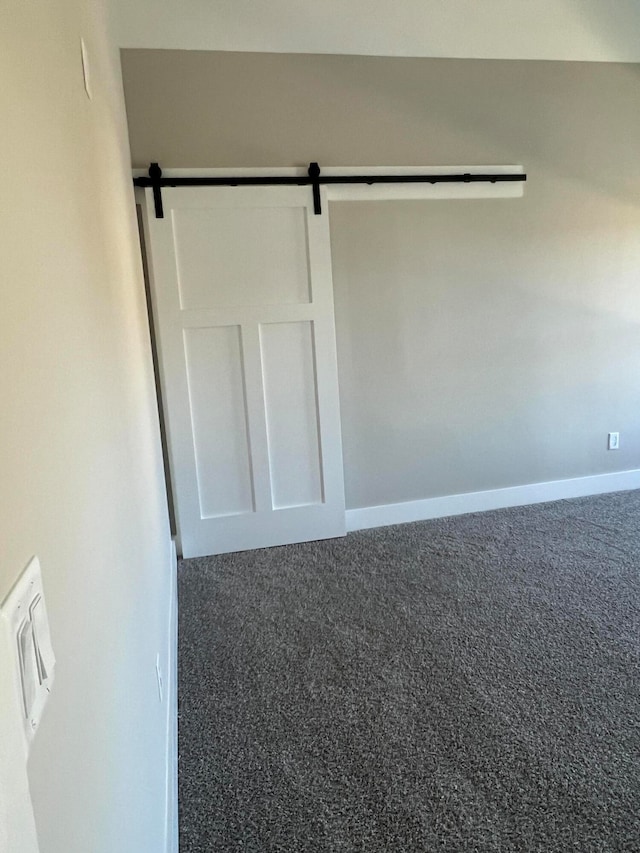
[608,432,620,450]
[156,654,163,703]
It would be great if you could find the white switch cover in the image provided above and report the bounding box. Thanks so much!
[30,595,55,682]
[17,620,38,717]
[1,556,55,749]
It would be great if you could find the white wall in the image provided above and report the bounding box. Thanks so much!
[0,1,173,851]
[113,0,640,62]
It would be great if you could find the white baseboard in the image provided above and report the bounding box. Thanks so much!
[345,469,640,532]
[164,539,178,853]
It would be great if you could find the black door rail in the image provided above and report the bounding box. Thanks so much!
[133,162,527,218]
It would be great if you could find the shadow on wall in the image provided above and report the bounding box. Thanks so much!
[121,51,640,208]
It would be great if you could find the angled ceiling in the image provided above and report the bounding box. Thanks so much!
[114,0,640,62]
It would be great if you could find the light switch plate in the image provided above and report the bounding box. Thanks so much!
[1,556,55,749]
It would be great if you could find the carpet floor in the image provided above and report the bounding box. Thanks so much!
[178,491,640,852]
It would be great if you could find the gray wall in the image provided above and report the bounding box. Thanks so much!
[122,50,640,510]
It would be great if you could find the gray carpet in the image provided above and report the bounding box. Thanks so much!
[178,491,640,852]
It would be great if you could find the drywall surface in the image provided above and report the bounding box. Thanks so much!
[331,190,640,508]
[113,0,640,62]
[121,51,640,511]
[0,2,173,852]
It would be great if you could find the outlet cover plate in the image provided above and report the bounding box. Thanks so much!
[1,557,55,749]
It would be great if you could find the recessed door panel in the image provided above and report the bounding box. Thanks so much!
[172,206,311,310]
[183,326,254,518]
[260,321,323,509]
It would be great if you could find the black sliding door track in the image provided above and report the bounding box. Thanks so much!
[133,161,527,218]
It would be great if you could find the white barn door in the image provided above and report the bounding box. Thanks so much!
[140,185,345,557]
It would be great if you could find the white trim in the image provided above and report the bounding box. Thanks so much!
[327,182,523,202]
[164,539,178,853]
[345,469,640,532]
[132,165,525,202]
